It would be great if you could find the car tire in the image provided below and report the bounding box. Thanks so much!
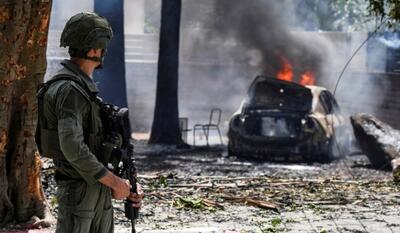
[315,138,336,163]
[227,143,238,157]
[323,136,345,162]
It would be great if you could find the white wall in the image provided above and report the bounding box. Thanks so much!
[53,0,94,24]
[124,0,145,34]
[51,0,145,34]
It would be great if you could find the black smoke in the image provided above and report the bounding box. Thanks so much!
[199,0,327,81]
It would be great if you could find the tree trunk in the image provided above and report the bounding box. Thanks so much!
[94,0,127,107]
[0,0,52,226]
[149,0,183,145]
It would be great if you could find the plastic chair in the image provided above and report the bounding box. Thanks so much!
[193,108,223,146]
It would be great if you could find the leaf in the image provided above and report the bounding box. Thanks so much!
[159,175,167,187]
[270,218,282,228]
[173,197,205,210]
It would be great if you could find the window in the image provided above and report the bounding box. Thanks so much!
[320,91,340,114]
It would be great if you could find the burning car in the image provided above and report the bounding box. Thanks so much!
[228,76,349,162]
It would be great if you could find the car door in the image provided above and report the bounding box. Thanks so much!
[319,90,344,132]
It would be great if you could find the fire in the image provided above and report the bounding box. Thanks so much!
[276,56,316,86]
[277,57,293,82]
[299,71,316,86]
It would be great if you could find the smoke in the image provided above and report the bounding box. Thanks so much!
[178,0,399,152]
[179,0,336,132]
[187,0,328,80]
[378,33,400,49]
[45,0,398,138]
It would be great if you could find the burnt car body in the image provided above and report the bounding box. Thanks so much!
[228,76,349,162]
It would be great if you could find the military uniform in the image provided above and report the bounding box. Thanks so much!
[35,12,116,233]
[39,60,113,233]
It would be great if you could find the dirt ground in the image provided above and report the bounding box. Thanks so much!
[35,140,400,233]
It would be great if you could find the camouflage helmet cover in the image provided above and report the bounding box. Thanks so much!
[60,12,113,51]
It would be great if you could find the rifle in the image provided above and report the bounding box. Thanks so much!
[100,104,139,233]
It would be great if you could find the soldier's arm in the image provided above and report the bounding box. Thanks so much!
[56,83,107,185]
[98,170,131,199]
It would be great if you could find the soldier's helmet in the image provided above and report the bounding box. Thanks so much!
[60,12,113,61]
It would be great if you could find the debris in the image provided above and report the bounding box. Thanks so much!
[201,198,224,209]
[351,113,400,170]
[392,158,400,182]
[39,146,399,231]
[173,197,204,210]
[24,215,53,229]
[221,195,279,212]
[173,196,223,211]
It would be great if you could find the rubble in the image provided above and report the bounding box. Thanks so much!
[31,141,399,232]
[392,158,400,182]
[350,113,400,174]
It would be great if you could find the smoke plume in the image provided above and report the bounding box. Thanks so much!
[190,0,329,81]
[178,0,336,132]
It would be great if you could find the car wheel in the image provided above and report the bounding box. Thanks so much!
[315,138,336,163]
[322,136,345,162]
[228,143,238,157]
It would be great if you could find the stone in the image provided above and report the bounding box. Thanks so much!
[391,158,400,182]
[350,113,400,170]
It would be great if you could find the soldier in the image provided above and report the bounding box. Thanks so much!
[36,12,143,233]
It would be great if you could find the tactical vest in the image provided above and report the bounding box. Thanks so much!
[35,68,104,160]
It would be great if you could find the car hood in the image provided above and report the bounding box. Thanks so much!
[245,76,313,114]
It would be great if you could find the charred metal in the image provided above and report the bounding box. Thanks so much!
[228,76,350,162]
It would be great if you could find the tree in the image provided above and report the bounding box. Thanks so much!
[294,0,400,31]
[367,0,400,26]
[149,0,184,145]
[293,0,372,31]
[0,0,52,226]
[94,0,127,107]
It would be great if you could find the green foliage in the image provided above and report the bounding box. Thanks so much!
[50,196,57,206]
[330,0,372,30]
[258,218,283,233]
[173,196,215,212]
[270,217,282,228]
[296,0,400,30]
[158,175,168,187]
[367,0,400,27]
[147,175,170,189]
[294,0,373,31]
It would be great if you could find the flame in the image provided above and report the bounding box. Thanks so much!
[299,71,316,86]
[277,57,293,82]
[276,56,316,85]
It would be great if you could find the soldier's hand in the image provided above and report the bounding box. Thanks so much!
[98,170,131,199]
[128,182,144,208]
[112,178,131,200]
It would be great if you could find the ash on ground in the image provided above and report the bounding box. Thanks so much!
[41,140,400,233]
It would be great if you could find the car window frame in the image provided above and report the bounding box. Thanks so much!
[319,91,333,114]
